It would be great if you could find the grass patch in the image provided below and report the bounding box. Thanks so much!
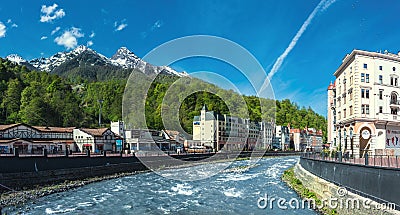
[281,167,337,215]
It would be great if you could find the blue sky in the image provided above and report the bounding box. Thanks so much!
[1,0,400,117]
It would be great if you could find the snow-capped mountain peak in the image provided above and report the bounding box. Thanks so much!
[71,45,90,55]
[4,46,188,77]
[110,46,141,69]
[6,54,27,64]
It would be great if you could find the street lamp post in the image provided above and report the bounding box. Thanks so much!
[98,99,103,127]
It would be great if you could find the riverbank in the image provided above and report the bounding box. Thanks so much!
[281,166,335,215]
[0,170,149,209]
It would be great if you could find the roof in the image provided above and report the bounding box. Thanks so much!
[290,129,301,133]
[0,124,21,131]
[164,130,187,141]
[80,128,109,137]
[334,49,400,77]
[327,81,335,90]
[205,111,225,121]
[202,104,208,111]
[193,115,200,121]
[165,130,179,136]
[0,138,24,144]
[31,139,74,143]
[33,126,75,133]
[0,123,75,133]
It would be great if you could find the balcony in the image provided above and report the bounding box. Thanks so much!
[376,113,400,123]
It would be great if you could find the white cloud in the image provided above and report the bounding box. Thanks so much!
[116,23,127,31]
[89,31,95,38]
[114,20,127,31]
[151,20,163,31]
[0,22,6,38]
[54,27,84,49]
[259,0,337,93]
[51,26,60,35]
[40,3,66,23]
[87,40,93,47]
[6,19,17,28]
[41,36,48,40]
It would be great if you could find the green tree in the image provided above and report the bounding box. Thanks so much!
[1,78,23,122]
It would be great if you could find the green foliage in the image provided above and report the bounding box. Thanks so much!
[0,57,327,138]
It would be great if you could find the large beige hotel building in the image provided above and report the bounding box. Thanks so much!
[192,105,274,151]
[328,50,400,157]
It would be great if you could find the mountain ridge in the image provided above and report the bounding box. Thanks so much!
[6,46,188,78]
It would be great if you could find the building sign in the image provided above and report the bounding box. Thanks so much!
[386,130,400,148]
[116,139,123,151]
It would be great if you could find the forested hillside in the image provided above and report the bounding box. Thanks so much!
[0,57,327,141]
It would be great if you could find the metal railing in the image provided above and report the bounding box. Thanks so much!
[301,152,400,169]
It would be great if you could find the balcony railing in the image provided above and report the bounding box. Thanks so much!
[390,100,400,105]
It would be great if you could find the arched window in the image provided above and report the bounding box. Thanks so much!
[391,92,398,104]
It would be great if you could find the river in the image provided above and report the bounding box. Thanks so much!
[5,156,316,214]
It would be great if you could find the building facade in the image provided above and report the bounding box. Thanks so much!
[328,49,400,157]
[259,121,275,150]
[192,105,268,151]
[272,125,289,150]
[73,128,119,153]
[125,129,171,151]
[0,123,75,154]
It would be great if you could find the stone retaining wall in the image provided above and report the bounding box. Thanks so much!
[296,161,400,214]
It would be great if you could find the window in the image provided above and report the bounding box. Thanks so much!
[361,73,365,82]
[379,75,383,84]
[379,66,383,71]
[396,78,398,86]
[349,106,353,116]
[366,74,369,83]
[343,109,346,118]
[366,89,369,98]
[363,63,368,69]
[379,106,383,114]
[361,89,365,98]
[349,90,353,100]
[350,76,353,85]
[361,104,370,114]
[391,77,394,86]
[379,90,383,100]
[393,67,396,72]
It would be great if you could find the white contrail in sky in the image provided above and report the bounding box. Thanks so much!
[259,0,337,94]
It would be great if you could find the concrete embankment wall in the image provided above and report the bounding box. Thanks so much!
[0,154,213,190]
[0,151,300,190]
[299,157,400,211]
